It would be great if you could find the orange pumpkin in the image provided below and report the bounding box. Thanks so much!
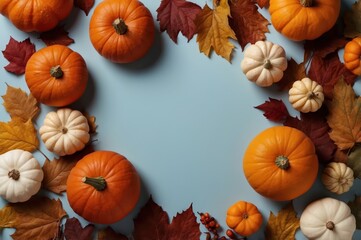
[25,45,88,107]
[66,151,141,224]
[89,0,155,63]
[226,201,263,237]
[269,0,340,41]
[0,0,73,32]
[344,37,361,76]
[243,126,318,201]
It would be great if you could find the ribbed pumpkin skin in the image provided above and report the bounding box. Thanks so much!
[269,0,340,41]
[66,151,141,224]
[243,126,318,201]
[89,0,155,63]
[344,37,361,75]
[25,45,88,107]
[0,0,73,32]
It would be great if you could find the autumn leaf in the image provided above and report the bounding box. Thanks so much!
[42,157,78,194]
[0,205,16,228]
[2,37,35,75]
[195,0,236,62]
[165,205,200,239]
[39,25,75,46]
[308,53,357,99]
[98,227,128,240]
[276,58,306,90]
[347,145,361,179]
[348,195,361,229]
[84,112,97,134]
[327,78,361,150]
[333,148,348,163]
[0,118,39,154]
[157,0,201,43]
[74,0,95,16]
[344,0,361,38]
[64,217,95,240]
[229,0,270,50]
[265,203,300,240]
[256,0,269,8]
[2,84,39,121]
[254,98,290,122]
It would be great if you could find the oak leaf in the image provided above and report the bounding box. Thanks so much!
[327,78,361,150]
[64,217,95,240]
[0,205,16,228]
[98,227,128,240]
[195,0,236,62]
[229,0,270,50]
[2,37,35,75]
[157,0,201,43]
[2,84,39,121]
[254,98,290,122]
[276,58,306,90]
[74,0,95,16]
[347,144,361,179]
[348,195,361,229]
[344,0,361,38]
[265,203,300,240]
[0,118,39,154]
[39,25,75,46]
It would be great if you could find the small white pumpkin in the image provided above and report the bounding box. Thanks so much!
[39,108,90,156]
[289,78,324,113]
[321,162,354,194]
[0,149,44,203]
[300,197,356,240]
[240,40,288,87]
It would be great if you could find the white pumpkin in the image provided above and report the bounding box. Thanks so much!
[321,162,354,194]
[39,108,90,156]
[240,40,288,87]
[0,149,44,203]
[300,197,356,240]
[289,78,324,113]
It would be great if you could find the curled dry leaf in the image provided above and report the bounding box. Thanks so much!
[83,112,97,134]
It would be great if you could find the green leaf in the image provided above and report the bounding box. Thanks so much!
[348,144,361,179]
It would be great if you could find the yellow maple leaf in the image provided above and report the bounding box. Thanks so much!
[265,203,300,240]
[0,118,39,154]
[327,77,361,150]
[195,0,236,62]
[2,85,39,121]
[0,205,16,228]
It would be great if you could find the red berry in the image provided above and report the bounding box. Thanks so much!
[226,229,236,239]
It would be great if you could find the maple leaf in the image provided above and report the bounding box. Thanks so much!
[74,0,95,16]
[42,157,78,194]
[254,98,290,122]
[1,84,39,121]
[64,217,95,240]
[2,37,35,75]
[0,205,16,228]
[344,0,361,38]
[327,78,361,150]
[0,118,39,154]
[308,53,357,99]
[276,58,307,90]
[265,203,300,240]
[229,0,270,50]
[157,0,202,43]
[39,25,75,46]
[348,195,361,229]
[8,197,67,240]
[97,227,128,240]
[133,196,201,240]
[347,144,361,179]
[256,0,269,8]
[195,0,236,62]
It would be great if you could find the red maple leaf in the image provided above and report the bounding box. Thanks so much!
[276,58,307,90]
[133,197,201,240]
[39,26,75,46]
[256,0,269,8]
[255,98,290,122]
[229,0,270,50]
[308,53,357,99]
[2,37,35,75]
[157,0,202,43]
[74,0,95,16]
[64,217,95,240]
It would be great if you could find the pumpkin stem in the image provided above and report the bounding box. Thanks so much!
[326,221,335,230]
[263,59,272,69]
[242,213,249,219]
[82,176,107,191]
[275,156,290,170]
[8,169,20,180]
[113,18,128,35]
[300,0,312,7]
[62,127,68,134]
[50,65,63,79]
[307,91,317,99]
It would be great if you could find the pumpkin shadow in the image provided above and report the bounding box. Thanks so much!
[69,71,97,111]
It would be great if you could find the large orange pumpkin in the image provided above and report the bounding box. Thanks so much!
[66,151,141,224]
[0,0,73,32]
[269,0,340,41]
[89,0,155,63]
[25,45,88,107]
[344,37,361,76]
[243,126,318,201]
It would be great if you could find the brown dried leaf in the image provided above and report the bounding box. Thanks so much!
[276,58,307,91]
[256,0,269,8]
[83,112,97,134]
[74,0,95,16]
[348,195,361,229]
[64,217,95,240]
[39,26,75,46]
[0,205,16,228]
[97,227,128,240]
[344,0,361,38]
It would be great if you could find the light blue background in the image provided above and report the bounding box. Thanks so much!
[0,0,360,239]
